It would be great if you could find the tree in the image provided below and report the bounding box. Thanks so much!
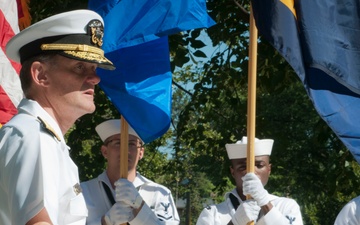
[26,1,360,224]
[170,1,360,224]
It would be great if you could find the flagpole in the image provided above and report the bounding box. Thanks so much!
[246,3,258,225]
[120,116,129,225]
[120,116,129,178]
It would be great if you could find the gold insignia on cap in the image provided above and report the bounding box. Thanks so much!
[88,19,104,47]
[41,44,105,56]
[37,116,61,142]
[73,183,82,195]
[64,50,113,64]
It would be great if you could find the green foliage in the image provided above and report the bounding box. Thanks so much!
[68,86,120,181]
[29,0,88,22]
[31,1,360,224]
[169,1,360,223]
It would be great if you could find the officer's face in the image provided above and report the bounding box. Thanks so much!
[38,55,100,118]
[230,155,271,197]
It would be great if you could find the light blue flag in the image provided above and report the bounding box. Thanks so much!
[89,0,215,143]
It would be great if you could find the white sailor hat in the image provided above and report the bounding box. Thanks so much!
[6,9,115,70]
[225,136,274,159]
[95,119,142,143]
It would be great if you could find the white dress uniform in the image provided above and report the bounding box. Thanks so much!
[81,171,180,225]
[334,195,360,225]
[196,189,303,225]
[0,98,87,225]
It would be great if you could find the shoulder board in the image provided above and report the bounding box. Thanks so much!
[37,116,61,141]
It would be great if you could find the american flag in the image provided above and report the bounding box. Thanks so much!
[0,0,23,125]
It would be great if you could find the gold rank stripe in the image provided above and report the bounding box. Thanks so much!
[280,0,297,18]
[37,116,61,142]
[41,43,105,56]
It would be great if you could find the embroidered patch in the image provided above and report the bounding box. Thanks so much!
[157,214,173,220]
[161,202,170,213]
[286,215,296,224]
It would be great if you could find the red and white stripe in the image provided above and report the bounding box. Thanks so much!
[0,0,23,125]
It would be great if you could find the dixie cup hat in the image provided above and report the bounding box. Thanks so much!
[225,136,274,159]
[95,119,142,143]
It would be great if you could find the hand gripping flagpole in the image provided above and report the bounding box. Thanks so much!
[120,116,129,225]
[246,3,258,225]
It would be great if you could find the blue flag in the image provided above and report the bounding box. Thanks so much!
[89,0,215,143]
[251,0,360,163]
[90,0,215,50]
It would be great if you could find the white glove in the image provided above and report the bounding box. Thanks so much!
[104,202,134,225]
[115,178,143,209]
[242,173,270,206]
[232,200,260,225]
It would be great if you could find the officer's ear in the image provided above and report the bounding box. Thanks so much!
[31,61,50,87]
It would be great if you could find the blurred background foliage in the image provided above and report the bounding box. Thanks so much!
[26,0,360,224]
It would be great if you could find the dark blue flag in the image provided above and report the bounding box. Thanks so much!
[89,0,215,143]
[251,0,360,163]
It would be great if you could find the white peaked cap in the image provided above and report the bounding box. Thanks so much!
[225,136,274,159]
[6,9,114,70]
[95,119,142,142]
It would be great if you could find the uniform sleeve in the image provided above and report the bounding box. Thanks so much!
[0,125,50,224]
[130,203,164,225]
[257,198,303,225]
[134,184,180,225]
[196,206,216,225]
[334,199,360,225]
[154,189,180,225]
[129,195,179,225]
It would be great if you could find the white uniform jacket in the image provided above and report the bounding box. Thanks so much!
[196,188,303,225]
[81,171,180,225]
[0,99,87,225]
[334,195,360,225]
